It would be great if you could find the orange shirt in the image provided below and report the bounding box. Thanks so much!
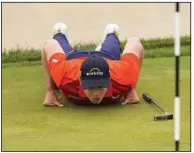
[49,53,140,104]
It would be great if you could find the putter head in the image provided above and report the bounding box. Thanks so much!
[154,113,173,121]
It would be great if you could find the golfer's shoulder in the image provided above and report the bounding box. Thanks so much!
[65,57,87,72]
[105,58,128,69]
[66,57,87,64]
[105,58,138,79]
[106,54,139,68]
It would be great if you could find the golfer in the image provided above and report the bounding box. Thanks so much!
[42,23,144,107]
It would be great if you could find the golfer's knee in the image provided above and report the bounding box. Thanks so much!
[42,39,64,60]
[43,39,59,54]
[123,37,144,59]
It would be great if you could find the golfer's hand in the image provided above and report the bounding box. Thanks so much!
[43,91,64,107]
[121,98,139,105]
[121,88,140,105]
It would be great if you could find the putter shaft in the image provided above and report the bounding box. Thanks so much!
[151,101,167,114]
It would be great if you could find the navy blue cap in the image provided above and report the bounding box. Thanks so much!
[80,55,110,89]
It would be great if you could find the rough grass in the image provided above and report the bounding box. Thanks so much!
[2,36,190,63]
[2,56,190,151]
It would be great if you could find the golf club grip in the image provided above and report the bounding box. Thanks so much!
[142,93,153,103]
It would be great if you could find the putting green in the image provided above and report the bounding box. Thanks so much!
[2,57,190,151]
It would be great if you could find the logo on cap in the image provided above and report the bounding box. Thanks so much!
[86,68,103,76]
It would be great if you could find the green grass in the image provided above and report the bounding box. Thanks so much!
[139,35,190,49]
[2,56,190,151]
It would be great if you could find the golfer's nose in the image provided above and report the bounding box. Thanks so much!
[92,92,100,98]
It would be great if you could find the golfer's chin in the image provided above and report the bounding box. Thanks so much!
[90,98,102,104]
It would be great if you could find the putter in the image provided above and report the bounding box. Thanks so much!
[142,93,173,121]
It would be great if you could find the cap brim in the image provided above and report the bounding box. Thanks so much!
[81,78,110,89]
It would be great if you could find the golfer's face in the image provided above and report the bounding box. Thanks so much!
[84,87,107,104]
